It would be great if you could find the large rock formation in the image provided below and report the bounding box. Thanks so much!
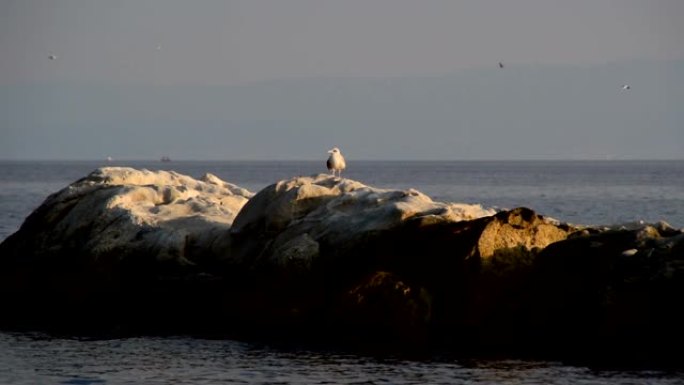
[1,167,683,363]
[225,175,573,344]
[0,167,253,332]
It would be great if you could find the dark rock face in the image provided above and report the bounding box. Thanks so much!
[1,169,683,363]
[332,271,433,347]
[528,226,684,358]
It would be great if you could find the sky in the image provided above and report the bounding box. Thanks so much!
[1,0,683,160]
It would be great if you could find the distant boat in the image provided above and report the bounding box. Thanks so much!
[160,156,171,162]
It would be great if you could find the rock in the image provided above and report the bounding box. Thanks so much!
[2,168,683,364]
[2,167,252,266]
[333,271,432,347]
[0,167,252,332]
[526,224,684,358]
[230,174,496,270]
[393,207,576,350]
[223,174,501,339]
[228,176,575,348]
[0,171,576,341]
[462,208,574,330]
[477,208,570,260]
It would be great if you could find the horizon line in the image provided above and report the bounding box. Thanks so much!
[1,158,683,163]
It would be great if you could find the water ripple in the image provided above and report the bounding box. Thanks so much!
[1,332,683,385]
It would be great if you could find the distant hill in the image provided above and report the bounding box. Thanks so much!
[1,59,682,160]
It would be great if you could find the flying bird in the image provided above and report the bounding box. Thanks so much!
[621,85,631,91]
[498,62,504,69]
[326,147,346,178]
[48,54,57,60]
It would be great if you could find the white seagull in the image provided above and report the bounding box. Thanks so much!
[621,84,631,91]
[326,147,346,178]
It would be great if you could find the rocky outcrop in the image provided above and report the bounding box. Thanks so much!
[1,168,683,363]
[526,223,684,358]
[0,167,253,332]
[1,167,252,266]
[229,174,497,271]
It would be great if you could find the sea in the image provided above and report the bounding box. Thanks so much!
[1,159,683,384]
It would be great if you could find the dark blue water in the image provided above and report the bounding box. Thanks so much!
[1,160,683,384]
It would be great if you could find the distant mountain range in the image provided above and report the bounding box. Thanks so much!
[1,59,682,160]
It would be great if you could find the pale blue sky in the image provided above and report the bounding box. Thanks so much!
[1,0,682,160]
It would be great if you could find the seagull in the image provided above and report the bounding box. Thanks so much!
[621,84,631,91]
[498,61,504,69]
[326,147,346,178]
[48,54,57,60]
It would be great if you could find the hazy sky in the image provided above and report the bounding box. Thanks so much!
[1,0,683,160]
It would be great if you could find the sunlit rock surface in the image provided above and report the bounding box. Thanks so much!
[1,167,252,267]
[230,174,497,270]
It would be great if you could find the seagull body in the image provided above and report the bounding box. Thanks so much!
[326,147,346,178]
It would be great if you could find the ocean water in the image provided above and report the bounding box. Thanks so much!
[1,160,683,384]
[1,332,683,385]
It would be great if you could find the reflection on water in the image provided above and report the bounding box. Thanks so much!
[1,332,682,385]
